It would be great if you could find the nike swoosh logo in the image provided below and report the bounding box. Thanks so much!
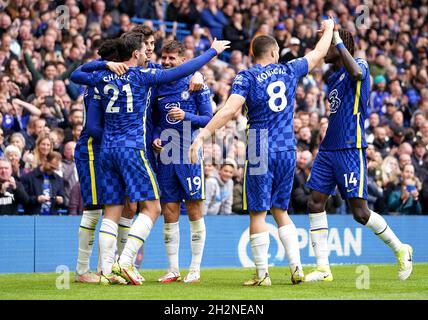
[323,274,329,278]
[158,96,166,100]
[347,188,356,192]
[190,191,198,196]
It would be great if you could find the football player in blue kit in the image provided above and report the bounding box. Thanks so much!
[305,28,413,282]
[152,40,213,284]
[71,33,230,285]
[190,19,335,286]
[73,39,135,284]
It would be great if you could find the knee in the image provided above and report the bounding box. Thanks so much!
[352,207,370,225]
[308,197,323,213]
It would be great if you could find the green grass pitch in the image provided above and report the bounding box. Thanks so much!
[1,264,427,300]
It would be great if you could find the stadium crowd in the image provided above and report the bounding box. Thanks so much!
[0,0,427,216]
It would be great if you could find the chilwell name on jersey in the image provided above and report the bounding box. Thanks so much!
[102,74,131,82]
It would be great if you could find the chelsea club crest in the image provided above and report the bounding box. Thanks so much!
[181,91,190,100]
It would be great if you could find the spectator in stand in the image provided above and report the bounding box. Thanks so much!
[31,133,53,170]
[20,151,65,215]
[280,37,301,63]
[21,118,46,151]
[223,11,250,54]
[373,126,391,158]
[68,182,83,215]
[4,144,22,179]
[370,75,390,114]
[388,164,422,215]
[0,158,28,215]
[412,140,427,178]
[200,0,228,40]
[296,126,312,151]
[291,150,313,214]
[203,158,236,216]
[61,141,77,207]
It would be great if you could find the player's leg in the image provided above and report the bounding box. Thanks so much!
[75,205,103,283]
[116,148,161,284]
[158,201,182,283]
[243,210,272,286]
[348,197,413,280]
[271,207,304,284]
[97,148,127,285]
[74,153,103,283]
[338,148,413,280]
[116,198,136,257]
[242,158,272,286]
[157,162,182,282]
[184,200,205,283]
[118,199,161,284]
[305,150,338,282]
[178,162,206,283]
[270,151,304,284]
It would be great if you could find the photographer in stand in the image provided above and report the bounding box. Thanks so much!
[0,158,29,215]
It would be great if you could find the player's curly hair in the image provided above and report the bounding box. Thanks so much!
[339,29,355,56]
[98,38,120,61]
[129,25,155,38]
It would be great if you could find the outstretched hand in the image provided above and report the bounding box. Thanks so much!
[210,38,231,55]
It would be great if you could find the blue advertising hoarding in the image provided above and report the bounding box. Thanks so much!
[0,215,426,273]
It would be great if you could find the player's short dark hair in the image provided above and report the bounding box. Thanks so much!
[118,32,144,61]
[161,40,185,57]
[339,29,355,56]
[252,35,278,59]
[98,38,120,61]
[129,25,155,38]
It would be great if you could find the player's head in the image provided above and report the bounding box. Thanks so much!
[129,25,155,60]
[325,29,355,63]
[252,35,280,63]
[161,40,186,69]
[118,32,146,66]
[97,38,120,62]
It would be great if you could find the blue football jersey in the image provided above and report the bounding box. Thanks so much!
[75,86,102,158]
[155,75,212,152]
[320,58,370,150]
[231,58,308,153]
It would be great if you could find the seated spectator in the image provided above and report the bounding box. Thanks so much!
[203,158,236,215]
[21,151,65,215]
[388,164,422,215]
[0,158,29,215]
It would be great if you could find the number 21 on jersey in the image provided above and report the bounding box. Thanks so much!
[104,83,134,113]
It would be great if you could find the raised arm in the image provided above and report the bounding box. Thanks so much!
[333,29,363,80]
[304,18,335,72]
[149,40,230,85]
[70,65,96,86]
